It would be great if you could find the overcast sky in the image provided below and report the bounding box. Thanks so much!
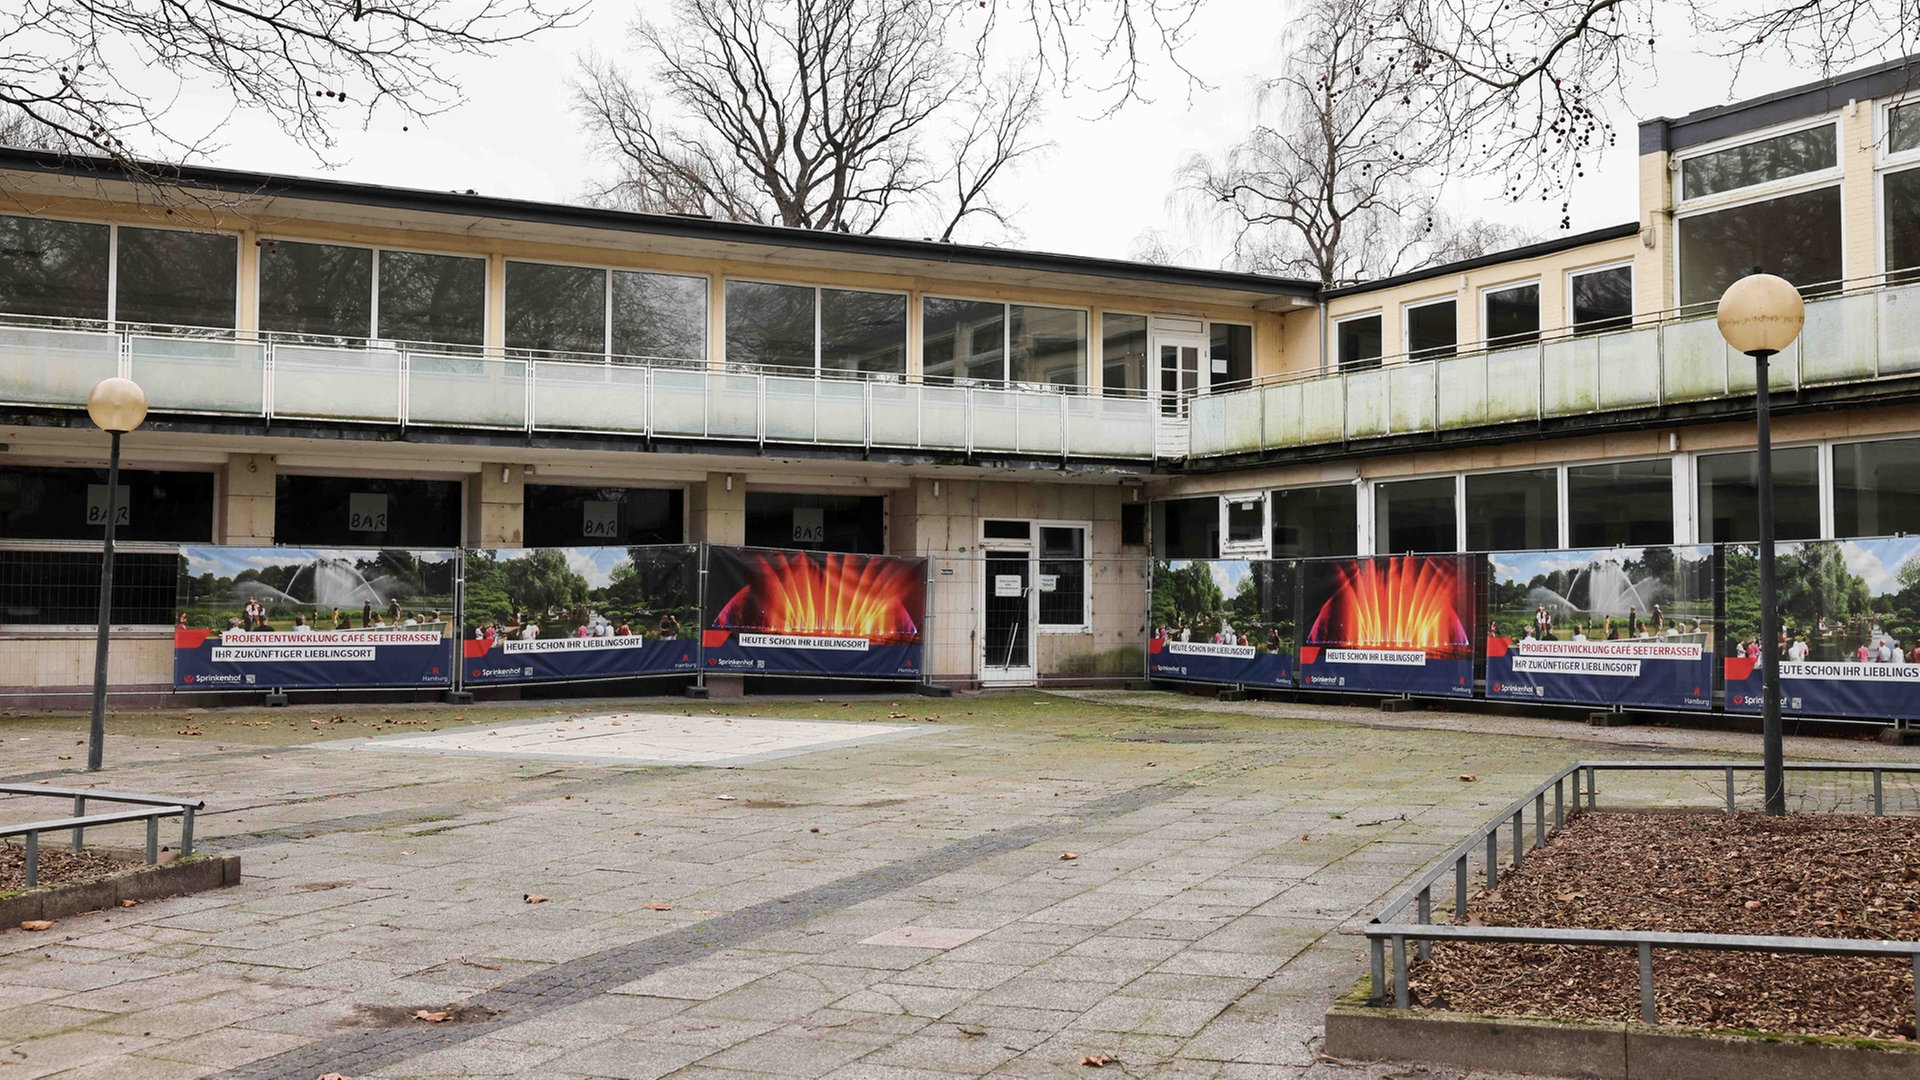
[165,1,1847,267]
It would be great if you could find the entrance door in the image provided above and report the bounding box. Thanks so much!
[1155,334,1207,417]
[982,550,1033,683]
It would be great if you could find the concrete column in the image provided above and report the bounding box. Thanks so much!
[471,464,526,548]
[1636,151,1674,316]
[1841,106,1878,284]
[222,454,275,545]
[690,472,745,544]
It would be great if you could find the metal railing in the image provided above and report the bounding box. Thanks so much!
[1364,760,1920,1028]
[1188,277,1920,458]
[0,316,1162,461]
[0,785,203,887]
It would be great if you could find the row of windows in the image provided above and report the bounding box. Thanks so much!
[0,215,1251,394]
[1334,263,1634,370]
[1156,436,1920,559]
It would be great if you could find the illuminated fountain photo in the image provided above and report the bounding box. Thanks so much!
[1306,556,1472,658]
[710,549,924,645]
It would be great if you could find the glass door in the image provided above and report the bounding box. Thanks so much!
[982,550,1033,683]
[1155,334,1206,417]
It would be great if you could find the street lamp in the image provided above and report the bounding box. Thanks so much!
[85,376,148,772]
[1716,274,1806,816]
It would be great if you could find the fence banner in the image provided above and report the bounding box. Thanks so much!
[701,546,926,678]
[1723,537,1920,722]
[1148,560,1294,686]
[458,546,701,684]
[1297,555,1474,697]
[1485,546,1715,711]
[173,547,456,690]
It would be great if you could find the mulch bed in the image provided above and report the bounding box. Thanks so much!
[1411,811,1920,1042]
[0,841,122,892]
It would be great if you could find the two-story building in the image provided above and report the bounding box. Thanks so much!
[2,55,1917,700]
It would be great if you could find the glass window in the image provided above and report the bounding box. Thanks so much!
[524,485,684,546]
[1210,322,1253,391]
[1101,313,1148,397]
[1152,497,1218,558]
[1271,484,1356,558]
[1224,496,1264,546]
[0,549,178,626]
[1835,438,1920,538]
[0,215,108,322]
[1010,305,1087,387]
[1337,314,1383,371]
[1038,525,1087,628]
[0,465,214,542]
[1567,460,1672,547]
[743,492,886,553]
[506,261,606,357]
[273,475,463,548]
[1677,186,1843,309]
[378,250,485,347]
[1484,283,1540,348]
[820,289,907,376]
[1466,469,1558,552]
[1406,300,1456,360]
[1888,167,1920,284]
[1895,102,1920,155]
[922,297,1005,383]
[1374,477,1456,553]
[1570,265,1633,334]
[725,281,815,371]
[1681,124,1837,199]
[116,227,237,329]
[259,240,372,339]
[612,271,706,363]
[1696,447,1821,543]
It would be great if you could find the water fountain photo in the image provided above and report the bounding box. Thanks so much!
[175,547,459,636]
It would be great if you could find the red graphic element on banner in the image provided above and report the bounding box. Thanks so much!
[1725,656,1758,681]
[702,629,731,648]
[711,551,922,643]
[1486,636,1511,658]
[1147,637,1164,655]
[463,639,491,659]
[174,628,211,648]
[1298,646,1320,665]
[1307,556,1469,656]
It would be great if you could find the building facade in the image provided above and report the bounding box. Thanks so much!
[2,58,1917,700]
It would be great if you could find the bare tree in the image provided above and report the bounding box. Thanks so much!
[0,107,82,154]
[574,0,1048,242]
[1182,0,1530,284]
[0,0,577,169]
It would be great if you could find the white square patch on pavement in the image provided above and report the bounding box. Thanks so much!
[860,925,987,949]
[337,711,926,767]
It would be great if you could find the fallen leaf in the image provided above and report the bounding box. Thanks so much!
[523,893,548,904]
[20,921,52,931]
[413,1009,450,1023]
[1745,900,1762,910]
[119,899,141,908]
[647,902,674,911]
[809,827,820,833]
[317,1074,352,1080]
[1060,853,1079,860]
[1080,1054,1115,1067]
[1459,774,1477,782]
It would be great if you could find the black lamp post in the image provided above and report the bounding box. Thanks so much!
[1715,274,1806,816]
[85,376,148,772]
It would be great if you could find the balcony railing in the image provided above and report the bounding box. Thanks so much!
[0,323,1160,461]
[1187,278,1920,459]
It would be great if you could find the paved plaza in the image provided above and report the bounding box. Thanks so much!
[1,691,1916,1079]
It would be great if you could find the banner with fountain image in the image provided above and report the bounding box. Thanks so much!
[1296,555,1475,697]
[701,547,926,678]
[1147,560,1295,686]
[1723,537,1920,723]
[459,545,701,684]
[1485,546,1715,711]
[173,547,457,689]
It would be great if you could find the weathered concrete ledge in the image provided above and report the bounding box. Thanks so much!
[0,854,242,927]
[1325,981,1920,1080]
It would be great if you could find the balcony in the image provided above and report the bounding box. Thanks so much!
[0,324,1161,462]
[1187,279,1920,460]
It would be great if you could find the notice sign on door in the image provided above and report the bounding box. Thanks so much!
[1037,574,1059,593]
[793,507,825,544]
[582,499,620,539]
[349,492,390,532]
[85,485,131,527]
[994,575,1023,597]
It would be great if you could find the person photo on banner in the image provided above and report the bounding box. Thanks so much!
[362,600,373,628]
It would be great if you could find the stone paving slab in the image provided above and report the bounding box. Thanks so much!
[332,711,926,766]
[1,690,1914,1078]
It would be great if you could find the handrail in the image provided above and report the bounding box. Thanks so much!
[0,785,203,888]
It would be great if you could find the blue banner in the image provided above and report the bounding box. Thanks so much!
[174,546,457,690]
[1148,559,1295,687]
[459,545,701,685]
[702,547,927,679]
[1486,637,1714,709]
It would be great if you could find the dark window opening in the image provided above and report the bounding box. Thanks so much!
[1337,315,1383,371]
[1484,283,1540,348]
[1466,469,1558,552]
[523,485,684,547]
[1678,186,1843,309]
[1568,460,1672,547]
[744,492,886,553]
[1407,300,1456,360]
[1270,485,1356,558]
[1375,477,1456,554]
[1570,265,1633,334]
[274,475,463,548]
[1697,447,1821,544]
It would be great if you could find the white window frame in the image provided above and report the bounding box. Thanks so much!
[1371,474,1460,555]
[921,294,1091,388]
[1205,319,1256,390]
[501,256,712,364]
[112,220,244,332]
[1479,278,1542,350]
[370,246,491,349]
[1218,492,1270,557]
[1556,455,1682,548]
[1401,295,1457,360]
[1099,309,1151,398]
[1691,442,1825,546]
[724,277,911,378]
[1877,96,1920,167]
[1877,158,1920,281]
[1035,519,1093,633]
[1564,259,1635,334]
[1462,465,1562,553]
[1332,308,1385,370]
[254,234,378,341]
[1673,113,1844,211]
[1269,482,1362,559]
